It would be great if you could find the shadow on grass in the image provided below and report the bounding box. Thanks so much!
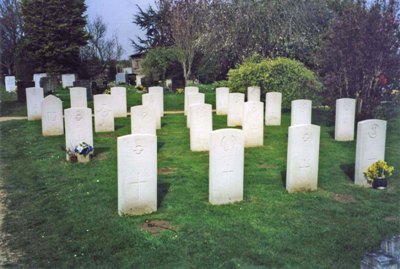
[115,124,125,130]
[340,163,355,182]
[94,147,110,155]
[280,170,286,188]
[329,130,335,139]
[157,142,165,152]
[157,182,170,207]
[312,109,335,127]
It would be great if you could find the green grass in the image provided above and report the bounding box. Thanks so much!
[0,88,399,268]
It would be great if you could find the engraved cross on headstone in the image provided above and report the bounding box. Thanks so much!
[129,173,147,202]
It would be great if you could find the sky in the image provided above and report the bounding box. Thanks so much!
[85,0,156,60]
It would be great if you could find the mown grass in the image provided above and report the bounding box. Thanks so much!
[0,87,399,268]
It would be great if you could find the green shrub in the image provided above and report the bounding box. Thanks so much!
[228,56,322,108]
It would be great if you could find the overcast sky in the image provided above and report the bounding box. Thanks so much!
[85,0,156,60]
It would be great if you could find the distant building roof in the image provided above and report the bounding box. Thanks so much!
[130,52,146,59]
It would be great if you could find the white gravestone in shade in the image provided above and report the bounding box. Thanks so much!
[136,75,145,86]
[5,76,17,92]
[70,87,87,108]
[247,86,261,102]
[26,87,44,120]
[149,86,164,117]
[286,124,320,193]
[335,98,356,141]
[111,87,127,118]
[33,73,47,88]
[94,94,114,132]
[142,93,161,129]
[61,74,76,88]
[184,86,199,115]
[41,95,64,136]
[190,104,212,151]
[64,107,93,159]
[131,105,156,135]
[291,99,312,126]
[216,87,229,115]
[265,92,282,126]
[123,67,133,74]
[354,119,387,187]
[209,129,244,205]
[118,134,157,216]
[243,101,264,147]
[187,93,205,128]
[227,93,245,127]
[115,73,126,84]
[165,79,172,89]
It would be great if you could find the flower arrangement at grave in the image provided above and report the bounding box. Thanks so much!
[67,142,94,163]
[135,85,145,92]
[364,160,394,189]
[104,89,111,94]
[176,88,184,94]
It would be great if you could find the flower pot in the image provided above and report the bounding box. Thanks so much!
[77,154,91,163]
[372,177,387,189]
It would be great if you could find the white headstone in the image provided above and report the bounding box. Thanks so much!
[165,79,172,88]
[184,86,199,115]
[123,67,133,74]
[209,129,244,205]
[110,87,127,118]
[26,87,44,120]
[149,86,164,117]
[94,94,114,132]
[33,73,47,88]
[131,105,156,135]
[136,75,145,86]
[265,92,282,126]
[142,93,161,129]
[41,95,64,136]
[187,93,205,128]
[291,99,312,126]
[227,93,245,127]
[70,87,87,108]
[335,98,356,141]
[243,101,264,147]
[64,107,93,158]
[247,86,260,102]
[354,119,387,186]
[5,76,17,92]
[115,73,126,84]
[286,124,320,193]
[118,134,157,216]
[190,104,212,151]
[216,87,229,115]
[61,74,76,88]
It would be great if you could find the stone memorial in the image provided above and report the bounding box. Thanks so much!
[291,99,312,126]
[335,98,356,141]
[41,95,64,136]
[354,119,387,186]
[149,86,164,116]
[94,94,114,132]
[131,105,156,135]
[111,87,127,118]
[64,107,93,160]
[70,87,87,108]
[184,86,199,115]
[118,134,157,216]
[361,252,399,269]
[227,93,245,127]
[136,75,145,86]
[190,104,212,151]
[216,87,229,115]
[123,67,133,74]
[142,93,161,129]
[62,74,76,88]
[187,93,205,128]
[381,236,400,261]
[247,86,260,102]
[209,129,244,205]
[265,92,282,126]
[5,76,17,92]
[243,101,264,147]
[286,124,320,193]
[115,73,126,84]
[165,79,172,89]
[33,73,47,88]
[26,87,44,120]
[40,75,60,94]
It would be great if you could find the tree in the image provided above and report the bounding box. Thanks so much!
[21,0,88,73]
[0,0,22,76]
[319,1,400,116]
[141,47,178,81]
[80,16,123,78]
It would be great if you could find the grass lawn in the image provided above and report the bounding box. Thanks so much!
[0,86,399,268]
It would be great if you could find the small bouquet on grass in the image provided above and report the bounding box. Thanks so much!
[364,160,394,189]
[74,142,94,156]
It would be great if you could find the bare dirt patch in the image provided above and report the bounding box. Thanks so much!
[257,164,278,169]
[333,193,356,203]
[158,168,177,175]
[139,220,176,235]
[384,216,399,222]
[93,154,109,161]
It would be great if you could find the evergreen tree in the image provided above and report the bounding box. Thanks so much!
[21,0,88,73]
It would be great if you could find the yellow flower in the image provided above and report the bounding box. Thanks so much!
[364,160,394,182]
